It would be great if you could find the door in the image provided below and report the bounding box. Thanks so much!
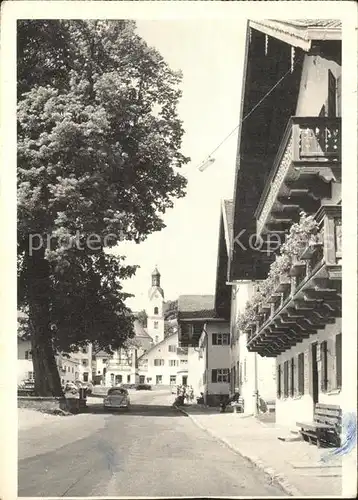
[311,343,319,408]
[139,375,145,384]
[182,375,188,386]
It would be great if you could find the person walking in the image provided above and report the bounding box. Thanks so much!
[189,386,194,403]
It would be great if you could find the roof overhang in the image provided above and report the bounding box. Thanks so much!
[249,20,342,52]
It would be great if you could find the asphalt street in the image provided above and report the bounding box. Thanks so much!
[18,390,284,497]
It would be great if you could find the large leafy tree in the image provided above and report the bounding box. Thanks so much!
[17,20,188,396]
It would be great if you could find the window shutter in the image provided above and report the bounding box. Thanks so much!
[335,333,342,389]
[277,364,281,398]
[320,341,328,391]
[212,334,217,345]
[336,76,341,117]
[212,369,217,383]
[290,358,295,397]
[328,70,337,117]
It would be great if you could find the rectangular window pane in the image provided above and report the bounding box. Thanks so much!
[320,341,328,392]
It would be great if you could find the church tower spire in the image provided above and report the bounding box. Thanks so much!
[146,267,165,344]
[152,267,161,287]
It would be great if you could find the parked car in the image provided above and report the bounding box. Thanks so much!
[135,384,152,391]
[120,383,135,390]
[103,387,130,411]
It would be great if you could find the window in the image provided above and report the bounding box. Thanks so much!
[168,345,176,353]
[180,359,188,364]
[82,347,88,354]
[139,375,145,384]
[283,360,289,398]
[170,375,176,385]
[154,321,159,329]
[290,358,295,397]
[72,367,74,373]
[67,366,70,372]
[115,374,122,384]
[156,375,162,384]
[25,350,32,360]
[28,371,34,380]
[82,359,88,366]
[155,336,159,343]
[127,375,131,383]
[193,323,203,335]
[298,353,305,395]
[83,372,89,382]
[102,358,108,364]
[154,359,164,366]
[277,365,282,398]
[212,333,230,346]
[335,333,342,389]
[169,360,178,367]
[320,341,328,392]
[327,70,337,117]
[336,75,341,117]
[154,307,159,315]
[211,369,230,383]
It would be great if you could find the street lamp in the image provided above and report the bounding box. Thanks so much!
[198,157,216,172]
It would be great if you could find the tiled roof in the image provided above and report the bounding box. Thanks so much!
[133,320,152,339]
[283,19,341,29]
[177,295,218,320]
[137,331,177,360]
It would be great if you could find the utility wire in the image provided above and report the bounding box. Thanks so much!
[196,66,293,170]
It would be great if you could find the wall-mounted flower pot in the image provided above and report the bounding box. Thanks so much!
[300,241,323,260]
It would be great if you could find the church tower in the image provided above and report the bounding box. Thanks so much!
[146,267,165,344]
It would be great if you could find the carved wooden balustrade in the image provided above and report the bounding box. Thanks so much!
[255,117,341,240]
[246,205,342,357]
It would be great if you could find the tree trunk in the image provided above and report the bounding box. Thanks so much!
[25,244,63,397]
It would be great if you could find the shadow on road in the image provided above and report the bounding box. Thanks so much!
[86,403,189,417]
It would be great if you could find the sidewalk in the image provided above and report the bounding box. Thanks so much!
[176,404,342,497]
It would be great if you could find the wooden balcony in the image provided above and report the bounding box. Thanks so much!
[247,205,341,357]
[255,117,341,238]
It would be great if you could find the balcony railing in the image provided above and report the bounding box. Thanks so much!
[255,117,341,237]
[247,205,341,357]
[107,359,132,371]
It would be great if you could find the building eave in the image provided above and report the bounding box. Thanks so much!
[249,20,341,52]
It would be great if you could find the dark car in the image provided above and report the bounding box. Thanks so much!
[135,384,152,391]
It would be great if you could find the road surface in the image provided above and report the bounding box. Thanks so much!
[18,390,284,497]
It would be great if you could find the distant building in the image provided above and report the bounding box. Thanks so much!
[178,295,230,405]
[104,320,153,386]
[137,331,189,386]
[147,267,165,344]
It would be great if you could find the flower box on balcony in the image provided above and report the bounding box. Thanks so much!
[276,275,291,292]
[300,241,323,260]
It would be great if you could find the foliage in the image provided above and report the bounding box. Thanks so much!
[17,20,189,395]
[164,299,178,320]
[280,211,320,257]
[237,212,319,333]
[136,309,148,328]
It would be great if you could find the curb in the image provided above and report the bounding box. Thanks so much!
[174,405,302,497]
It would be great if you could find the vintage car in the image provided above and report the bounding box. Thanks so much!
[103,387,130,411]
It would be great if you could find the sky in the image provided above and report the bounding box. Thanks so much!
[111,19,247,311]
